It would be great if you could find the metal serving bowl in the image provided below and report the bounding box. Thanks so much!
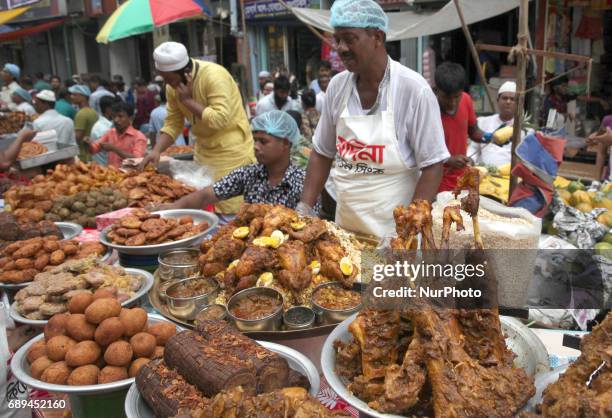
[311,282,363,325]
[165,276,219,320]
[283,306,315,330]
[194,303,228,324]
[55,222,84,240]
[157,248,200,282]
[227,287,284,332]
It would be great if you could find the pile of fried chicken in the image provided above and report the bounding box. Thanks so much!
[198,203,359,306]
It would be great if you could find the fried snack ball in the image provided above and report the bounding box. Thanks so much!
[119,308,147,337]
[20,269,39,282]
[66,314,96,342]
[128,358,150,378]
[34,253,50,270]
[46,336,77,362]
[151,346,164,360]
[43,240,60,252]
[27,340,47,364]
[92,287,117,300]
[94,317,124,346]
[41,361,72,385]
[98,366,128,384]
[13,242,42,259]
[31,356,54,379]
[0,257,11,268]
[14,258,34,270]
[49,250,66,265]
[146,322,176,346]
[84,298,122,324]
[68,293,94,314]
[129,332,156,358]
[44,313,69,341]
[65,341,102,367]
[104,341,133,367]
[61,244,78,256]
[67,365,100,386]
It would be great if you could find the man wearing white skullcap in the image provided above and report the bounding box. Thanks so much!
[0,63,21,111]
[468,81,523,167]
[257,70,271,101]
[297,0,449,238]
[142,41,255,217]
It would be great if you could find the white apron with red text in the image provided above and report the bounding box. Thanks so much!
[333,64,419,238]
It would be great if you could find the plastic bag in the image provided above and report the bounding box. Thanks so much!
[551,196,607,249]
[168,159,214,190]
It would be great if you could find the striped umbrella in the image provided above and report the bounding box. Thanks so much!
[96,0,211,44]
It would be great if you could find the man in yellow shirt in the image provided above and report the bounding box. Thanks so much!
[140,41,255,216]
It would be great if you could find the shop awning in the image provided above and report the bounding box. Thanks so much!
[0,6,31,26]
[0,18,64,42]
[290,0,531,42]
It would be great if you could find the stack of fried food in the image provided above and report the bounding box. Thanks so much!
[137,320,345,418]
[17,142,47,160]
[0,213,62,249]
[118,169,195,208]
[162,144,193,156]
[0,237,106,284]
[0,111,30,134]
[198,203,360,307]
[14,258,142,320]
[4,162,126,221]
[524,312,611,418]
[335,309,535,417]
[106,209,209,246]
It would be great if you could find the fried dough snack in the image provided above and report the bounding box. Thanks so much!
[17,142,47,160]
[161,145,193,156]
[118,168,195,208]
[106,210,209,246]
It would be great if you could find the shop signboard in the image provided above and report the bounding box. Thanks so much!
[5,0,39,9]
[244,0,314,20]
[1,0,66,22]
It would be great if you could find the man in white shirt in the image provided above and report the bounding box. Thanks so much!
[315,74,330,113]
[468,81,518,167]
[11,87,35,116]
[255,75,302,116]
[89,95,115,165]
[88,75,115,114]
[309,60,332,95]
[0,64,21,110]
[297,0,449,238]
[32,90,77,147]
[256,70,271,101]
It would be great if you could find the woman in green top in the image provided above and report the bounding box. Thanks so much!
[55,88,76,119]
[69,85,98,162]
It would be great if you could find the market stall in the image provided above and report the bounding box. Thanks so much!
[1,160,607,418]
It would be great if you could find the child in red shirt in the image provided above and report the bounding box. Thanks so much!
[434,63,491,192]
[89,101,147,167]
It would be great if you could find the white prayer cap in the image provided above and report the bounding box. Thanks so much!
[498,81,517,96]
[35,89,56,103]
[258,70,271,78]
[153,42,189,72]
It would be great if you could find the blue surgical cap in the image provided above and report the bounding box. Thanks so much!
[3,63,20,79]
[330,0,388,33]
[251,110,300,145]
[68,85,92,97]
[12,87,31,102]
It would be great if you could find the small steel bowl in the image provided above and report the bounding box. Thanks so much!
[227,287,284,332]
[165,276,219,321]
[195,303,228,324]
[157,248,200,282]
[283,306,315,330]
[311,282,362,325]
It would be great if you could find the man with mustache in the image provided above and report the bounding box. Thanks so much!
[297,0,449,238]
[255,75,302,116]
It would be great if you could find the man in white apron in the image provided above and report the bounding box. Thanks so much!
[298,0,449,238]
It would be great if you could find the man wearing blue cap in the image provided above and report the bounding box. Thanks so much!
[11,87,35,116]
[154,110,313,212]
[298,0,449,238]
[69,84,99,162]
[0,63,21,110]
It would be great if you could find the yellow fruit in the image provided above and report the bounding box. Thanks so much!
[339,257,353,276]
[557,190,572,204]
[232,227,249,239]
[290,221,306,230]
[474,166,488,176]
[498,163,511,177]
[602,183,612,193]
[597,211,612,228]
[493,126,514,145]
[570,190,591,207]
[554,176,571,189]
[603,198,612,210]
[309,260,321,274]
[575,203,593,213]
[256,272,274,287]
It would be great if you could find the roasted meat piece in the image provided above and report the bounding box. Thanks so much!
[277,240,311,292]
[261,205,297,236]
[441,205,464,250]
[315,239,357,287]
[287,218,327,243]
[234,203,271,226]
[453,167,483,249]
[391,200,436,250]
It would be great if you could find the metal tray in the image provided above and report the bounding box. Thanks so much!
[124,340,320,418]
[18,143,78,169]
[9,268,154,326]
[10,315,181,395]
[55,221,83,240]
[320,314,550,418]
[99,209,218,256]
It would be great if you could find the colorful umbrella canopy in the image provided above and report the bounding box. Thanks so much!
[96,0,211,44]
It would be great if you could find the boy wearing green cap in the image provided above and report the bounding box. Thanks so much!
[69,84,98,162]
